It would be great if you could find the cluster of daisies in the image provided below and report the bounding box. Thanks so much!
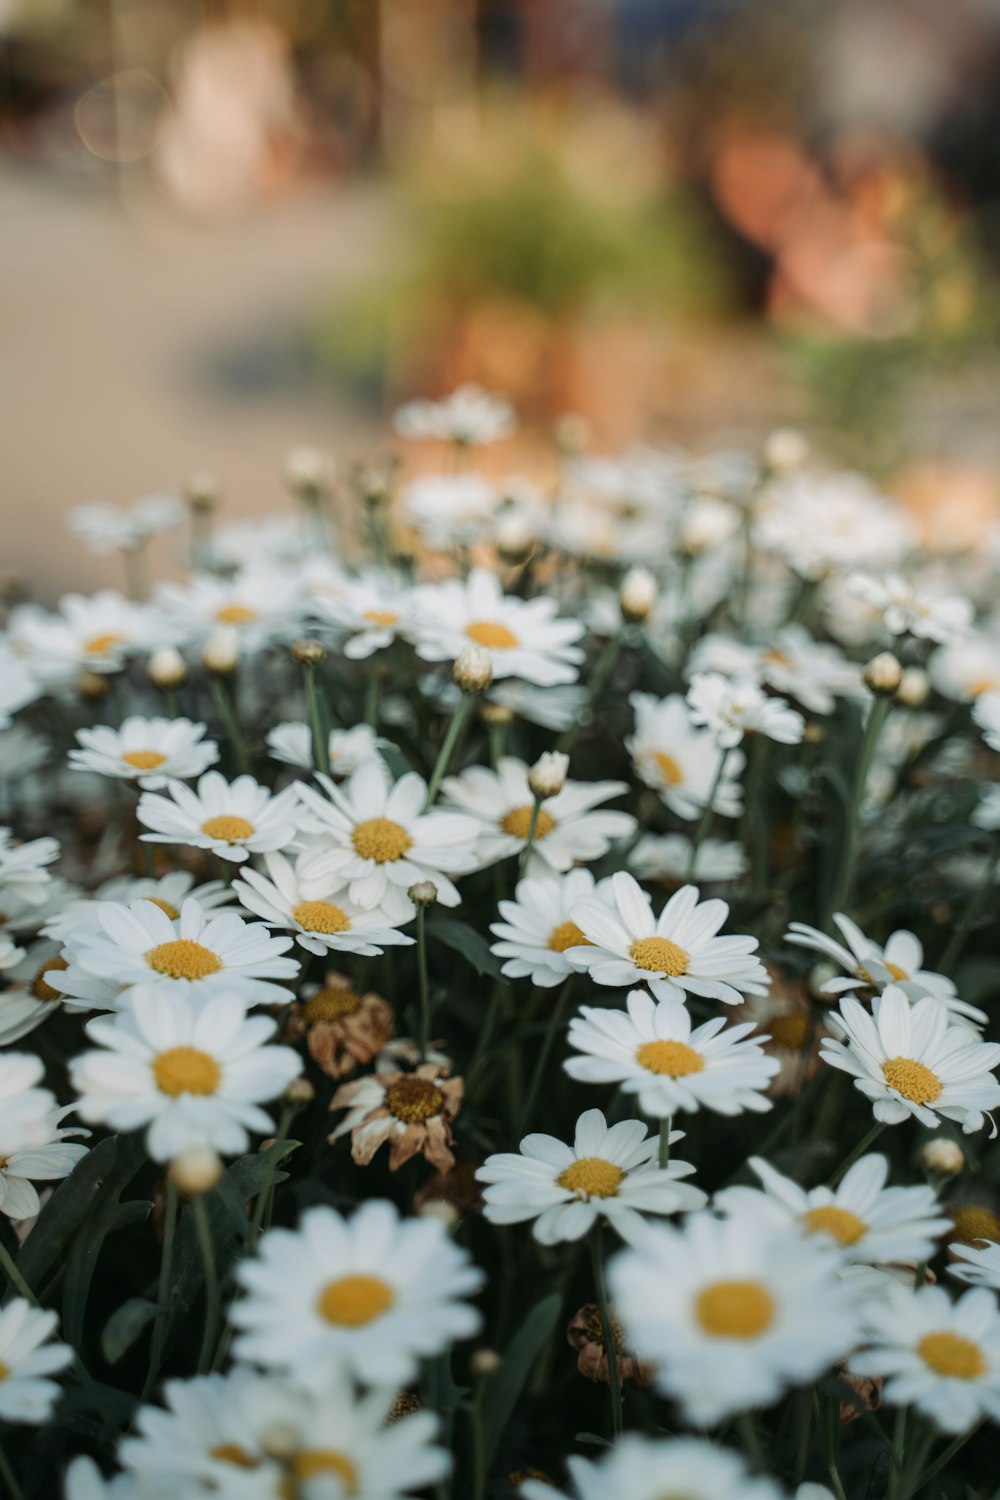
[2,386,1000,1500]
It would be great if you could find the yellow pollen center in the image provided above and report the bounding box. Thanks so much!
[145,939,223,980]
[215,604,256,624]
[629,937,689,976]
[969,677,1000,698]
[882,1057,941,1105]
[200,815,255,842]
[384,1076,444,1123]
[767,1011,811,1050]
[304,987,363,1024]
[83,632,124,655]
[317,1274,395,1327]
[884,961,909,981]
[695,1279,775,1339]
[557,1157,625,1199]
[803,1205,867,1246]
[0,1362,9,1382]
[351,817,412,864]
[121,749,167,771]
[152,1045,221,1096]
[32,956,68,1002]
[145,898,180,920]
[500,805,555,841]
[292,900,351,935]
[212,1444,260,1469]
[466,620,519,649]
[652,750,683,786]
[951,1206,1000,1245]
[635,1039,705,1076]
[918,1331,986,1380]
[363,609,399,627]
[548,921,590,953]
[285,1451,358,1496]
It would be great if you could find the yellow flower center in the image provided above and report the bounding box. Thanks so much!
[969,677,1000,698]
[145,898,180,920]
[0,1362,9,1382]
[882,1057,941,1105]
[803,1205,867,1246]
[767,1011,811,1050]
[304,986,363,1024]
[695,1279,775,1339]
[212,1444,260,1469]
[629,937,689,976]
[215,604,256,624]
[884,961,909,981]
[351,817,412,864]
[284,1451,358,1497]
[652,750,683,786]
[292,900,351,935]
[548,921,590,953]
[121,749,167,771]
[951,1205,1000,1245]
[917,1331,987,1380]
[32,956,69,1002]
[557,1157,625,1199]
[317,1274,395,1327]
[200,815,256,842]
[84,632,124,655]
[635,1039,705,1077]
[384,1076,444,1123]
[145,939,223,980]
[363,609,399,627]
[153,1045,221,1096]
[466,620,519,649]
[500,805,555,841]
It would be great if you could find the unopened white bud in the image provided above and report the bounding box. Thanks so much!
[202,625,240,677]
[169,1145,223,1196]
[679,495,741,556]
[417,1199,460,1229]
[864,652,903,697]
[260,1422,301,1461]
[286,446,333,499]
[921,1139,965,1178]
[764,427,809,474]
[619,566,657,624]
[285,1076,315,1109]
[807,961,840,1002]
[528,751,569,800]
[553,412,590,457]
[408,880,438,907]
[452,646,493,695]
[186,471,220,512]
[147,647,187,690]
[896,667,930,709]
[471,1347,502,1377]
[495,511,536,565]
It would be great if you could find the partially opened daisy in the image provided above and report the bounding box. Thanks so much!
[55,896,299,1011]
[847,572,973,645]
[850,1282,1000,1433]
[477,1108,706,1246]
[310,571,417,658]
[820,988,1000,1132]
[138,771,303,864]
[715,1154,950,1266]
[490,869,613,988]
[70,988,300,1161]
[394,383,515,445]
[9,590,162,683]
[400,473,500,549]
[629,834,747,886]
[0,1105,88,1222]
[627,693,745,820]
[233,851,414,958]
[266,719,378,775]
[411,568,585,686]
[0,830,60,913]
[567,872,769,1005]
[609,1202,862,1424]
[231,1200,483,1387]
[68,716,218,789]
[519,1435,785,1500]
[0,1300,73,1424]
[294,759,479,910]
[566,990,779,1119]
[687,672,805,748]
[330,1061,463,1172]
[950,1239,1000,1293]
[441,758,635,875]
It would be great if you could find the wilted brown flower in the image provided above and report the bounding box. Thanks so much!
[288,972,395,1080]
[948,1203,1000,1250]
[837,1367,883,1425]
[329,1062,463,1173]
[386,1392,421,1425]
[567,1303,656,1389]
[741,964,820,1098]
[414,1158,484,1216]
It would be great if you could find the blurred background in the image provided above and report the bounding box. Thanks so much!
[4,0,1000,596]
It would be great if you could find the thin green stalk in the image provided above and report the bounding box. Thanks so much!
[0,1437,24,1500]
[519,978,575,1134]
[913,1419,983,1493]
[209,676,252,775]
[468,980,507,1087]
[142,1178,178,1401]
[685,751,729,879]
[364,658,381,729]
[938,848,1000,973]
[424,694,474,810]
[193,1195,219,1374]
[248,1105,295,1247]
[830,696,891,917]
[813,1389,848,1500]
[829,1121,885,1187]
[304,664,330,775]
[590,1228,622,1439]
[888,1404,908,1500]
[488,722,506,772]
[518,796,544,877]
[737,1411,763,1469]
[558,626,627,755]
[122,542,150,602]
[470,1369,488,1500]
[0,1238,37,1307]
[416,905,432,1060]
[658,1115,672,1169]
[743,734,770,896]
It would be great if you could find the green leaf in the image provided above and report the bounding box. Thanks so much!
[63,1194,151,1351]
[101,1297,157,1365]
[16,1136,125,1295]
[427,917,503,978]
[481,1293,562,1468]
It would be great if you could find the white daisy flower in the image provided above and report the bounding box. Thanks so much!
[851,1282,1000,1433]
[973,690,1000,753]
[43,871,234,943]
[310,571,417,658]
[949,1239,1000,1293]
[8,590,164,683]
[0,830,59,911]
[565,989,779,1119]
[628,834,747,886]
[687,672,805,749]
[0,983,61,1047]
[231,1200,483,1388]
[55,896,299,1012]
[0,1300,72,1424]
[973,783,1000,830]
[519,1434,785,1500]
[477,1108,706,1246]
[155,566,303,652]
[0,1053,61,1148]
[70,988,300,1162]
[931,631,1000,702]
[753,470,913,581]
[489,869,612,988]
[294,759,479,911]
[441,758,635,876]
[608,1202,862,1424]
[567,872,769,1006]
[820,987,1000,1133]
[411,569,585,687]
[0,640,42,729]
[117,1366,449,1499]
[0,1106,88,1222]
[234,851,415,957]
[68,716,219,789]
[715,1153,950,1265]
[64,1456,154,1499]
[394,383,515,445]
[847,572,973,645]
[400,473,500,549]
[266,720,378,775]
[626,693,745,820]
[489,680,588,733]
[137,771,303,864]
[66,495,181,556]
[0,932,24,970]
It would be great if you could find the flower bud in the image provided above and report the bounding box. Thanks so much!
[408,880,438,907]
[807,960,840,1003]
[764,427,809,474]
[417,1199,459,1229]
[495,511,536,565]
[202,625,240,677]
[77,670,110,701]
[284,1076,315,1109]
[896,666,930,709]
[452,645,493,695]
[470,1348,502,1378]
[528,751,569,799]
[863,652,902,697]
[480,701,515,728]
[147,647,187,690]
[291,637,326,668]
[169,1144,223,1196]
[285,446,332,500]
[260,1423,301,1461]
[921,1139,965,1178]
[553,412,590,457]
[185,471,220,513]
[619,566,657,625]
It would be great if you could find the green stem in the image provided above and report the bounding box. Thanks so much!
[830,696,891,917]
[193,1194,219,1374]
[939,848,1000,973]
[364,658,381,729]
[248,1105,295,1248]
[743,735,770,896]
[558,626,626,755]
[122,542,150,602]
[658,1115,672,1169]
[416,906,432,1060]
[590,1228,622,1439]
[0,1239,37,1308]
[737,1411,764,1469]
[518,978,575,1134]
[829,1120,885,1187]
[142,1178,178,1401]
[912,1419,983,1493]
[0,1436,24,1500]
[518,796,544,877]
[424,694,474,810]
[304,664,330,775]
[685,750,729,879]
[209,676,252,776]
[470,1371,487,1500]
